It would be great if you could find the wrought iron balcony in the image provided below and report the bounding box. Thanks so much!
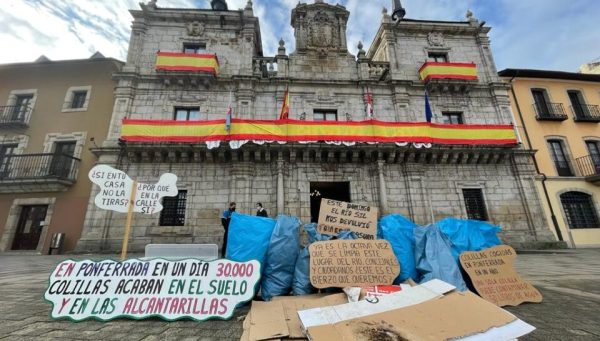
[571,104,600,122]
[0,105,30,127]
[533,103,568,121]
[0,153,80,193]
[576,155,600,185]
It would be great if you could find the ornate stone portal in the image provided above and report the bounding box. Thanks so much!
[291,2,349,55]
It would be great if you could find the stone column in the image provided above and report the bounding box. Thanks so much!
[277,158,285,214]
[377,160,388,215]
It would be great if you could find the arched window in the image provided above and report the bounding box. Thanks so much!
[560,192,600,229]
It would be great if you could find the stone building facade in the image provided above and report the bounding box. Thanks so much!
[76,0,556,253]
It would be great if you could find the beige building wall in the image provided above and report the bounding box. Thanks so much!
[501,70,600,247]
[0,57,122,253]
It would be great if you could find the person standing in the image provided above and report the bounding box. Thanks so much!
[221,202,236,257]
[256,202,268,217]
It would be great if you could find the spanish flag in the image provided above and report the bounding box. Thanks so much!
[155,52,219,75]
[279,87,290,120]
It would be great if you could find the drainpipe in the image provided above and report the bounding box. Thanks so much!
[508,73,564,242]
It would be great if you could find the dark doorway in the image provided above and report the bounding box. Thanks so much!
[12,205,48,250]
[310,181,351,223]
[49,141,76,178]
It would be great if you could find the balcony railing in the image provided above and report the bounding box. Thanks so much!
[533,102,568,121]
[576,155,600,177]
[0,153,80,182]
[0,105,30,127]
[571,104,600,122]
[252,57,277,78]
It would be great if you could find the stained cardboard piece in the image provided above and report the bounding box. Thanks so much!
[243,294,348,340]
[316,199,377,239]
[309,240,400,288]
[460,245,543,306]
[248,301,289,341]
[306,291,529,341]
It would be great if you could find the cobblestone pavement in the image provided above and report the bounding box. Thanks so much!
[1,249,599,340]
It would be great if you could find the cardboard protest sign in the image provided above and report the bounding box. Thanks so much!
[316,199,377,239]
[44,258,260,321]
[89,165,178,214]
[460,245,543,306]
[309,240,399,288]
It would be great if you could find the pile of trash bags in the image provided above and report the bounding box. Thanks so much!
[226,211,502,299]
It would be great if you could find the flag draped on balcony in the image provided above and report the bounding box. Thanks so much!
[419,62,477,82]
[155,52,220,75]
[279,87,290,120]
[121,118,518,146]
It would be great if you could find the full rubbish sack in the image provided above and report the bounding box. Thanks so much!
[261,215,301,300]
[292,223,357,295]
[379,214,418,283]
[226,212,276,268]
[414,223,467,291]
[436,217,502,262]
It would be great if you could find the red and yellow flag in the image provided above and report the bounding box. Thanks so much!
[121,118,517,146]
[155,52,219,75]
[419,62,477,82]
[279,88,290,120]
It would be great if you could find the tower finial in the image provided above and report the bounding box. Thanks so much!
[391,0,406,21]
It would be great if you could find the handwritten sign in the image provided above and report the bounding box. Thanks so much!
[460,245,542,306]
[44,258,260,321]
[309,240,399,288]
[317,199,377,239]
[89,165,178,214]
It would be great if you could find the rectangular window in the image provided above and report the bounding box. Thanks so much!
[314,110,337,121]
[531,89,551,116]
[174,107,200,121]
[71,91,87,109]
[159,190,187,226]
[462,189,488,221]
[183,43,206,54]
[567,90,590,119]
[548,140,573,176]
[427,52,448,63]
[441,112,463,124]
[0,144,18,176]
[585,141,600,173]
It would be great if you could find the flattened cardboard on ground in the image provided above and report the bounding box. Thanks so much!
[460,245,543,306]
[298,279,455,330]
[316,199,377,239]
[305,290,535,341]
[241,294,347,341]
[309,239,400,288]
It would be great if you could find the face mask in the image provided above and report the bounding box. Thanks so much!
[231,207,236,211]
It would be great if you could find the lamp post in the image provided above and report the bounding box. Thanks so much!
[391,0,406,21]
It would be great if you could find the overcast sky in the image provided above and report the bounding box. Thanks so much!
[0,0,598,71]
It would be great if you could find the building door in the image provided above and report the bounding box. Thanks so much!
[11,205,48,250]
[309,181,351,223]
[49,141,76,178]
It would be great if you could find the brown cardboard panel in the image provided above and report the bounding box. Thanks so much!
[248,301,289,341]
[309,240,400,288]
[460,245,543,306]
[277,294,348,338]
[316,199,377,239]
[245,294,348,340]
[306,292,517,341]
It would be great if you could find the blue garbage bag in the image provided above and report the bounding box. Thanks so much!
[226,212,276,269]
[292,223,357,295]
[414,224,467,291]
[436,218,502,262]
[379,214,418,283]
[261,215,301,300]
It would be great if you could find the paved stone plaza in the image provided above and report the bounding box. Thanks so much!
[1,250,599,340]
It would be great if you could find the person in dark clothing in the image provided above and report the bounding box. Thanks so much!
[256,202,268,217]
[220,202,236,257]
